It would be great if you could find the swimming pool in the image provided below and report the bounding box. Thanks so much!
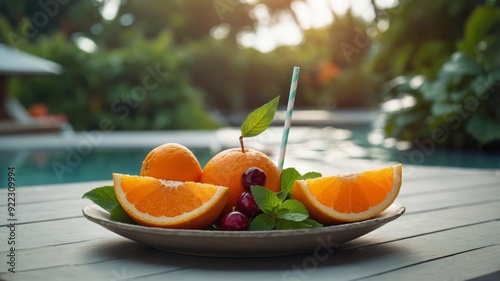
[1,127,499,187]
[0,147,216,187]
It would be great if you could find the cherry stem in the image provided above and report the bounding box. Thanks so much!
[239,136,245,153]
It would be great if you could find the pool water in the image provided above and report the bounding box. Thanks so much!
[334,128,500,169]
[1,127,498,187]
[0,148,217,187]
[282,127,500,171]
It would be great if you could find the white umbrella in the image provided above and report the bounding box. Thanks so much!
[0,43,62,75]
[0,43,64,133]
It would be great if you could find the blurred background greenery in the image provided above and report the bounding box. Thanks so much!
[0,0,499,150]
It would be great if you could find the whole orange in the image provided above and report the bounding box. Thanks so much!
[200,148,281,214]
[140,143,202,182]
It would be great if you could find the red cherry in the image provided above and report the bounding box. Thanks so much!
[237,192,261,218]
[219,211,250,231]
[241,167,267,190]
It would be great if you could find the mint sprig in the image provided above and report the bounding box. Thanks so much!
[251,185,281,215]
[82,186,136,224]
[281,167,322,196]
[249,185,322,231]
[239,96,279,152]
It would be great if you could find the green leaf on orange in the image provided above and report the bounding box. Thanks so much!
[240,96,279,138]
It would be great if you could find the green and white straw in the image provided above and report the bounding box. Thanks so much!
[278,66,300,171]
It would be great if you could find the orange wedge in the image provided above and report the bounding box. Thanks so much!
[113,173,228,229]
[292,164,402,225]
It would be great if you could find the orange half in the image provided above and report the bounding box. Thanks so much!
[292,164,402,225]
[113,173,228,229]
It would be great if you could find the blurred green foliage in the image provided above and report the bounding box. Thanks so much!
[7,31,220,130]
[0,0,384,132]
[382,3,500,149]
[367,1,477,78]
[0,0,498,150]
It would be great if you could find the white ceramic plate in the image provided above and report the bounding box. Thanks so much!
[83,202,405,257]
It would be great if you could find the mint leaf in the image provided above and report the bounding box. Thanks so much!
[281,167,302,195]
[82,186,119,212]
[83,186,135,224]
[276,218,323,230]
[280,168,322,196]
[249,180,323,230]
[276,199,309,221]
[110,205,137,224]
[303,218,323,228]
[302,172,322,180]
[276,212,309,222]
[249,214,276,231]
[251,185,281,215]
[276,191,288,202]
[276,220,314,230]
[280,199,308,215]
[240,96,279,138]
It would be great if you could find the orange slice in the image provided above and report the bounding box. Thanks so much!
[113,173,228,229]
[292,164,402,225]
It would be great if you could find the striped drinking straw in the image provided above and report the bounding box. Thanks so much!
[278,66,300,171]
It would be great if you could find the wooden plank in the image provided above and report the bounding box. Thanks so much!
[399,166,499,182]
[397,184,500,214]
[0,255,214,281]
[0,238,163,273]
[2,219,499,280]
[0,237,214,278]
[342,200,500,250]
[398,174,500,196]
[0,217,117,251]
[0,180,111,206]
[1,265,129,281]
[357,244,500,281]
[0,199,88,227]
[139,221,500,280]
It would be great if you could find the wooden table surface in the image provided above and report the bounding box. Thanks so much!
[1,160,499,281]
